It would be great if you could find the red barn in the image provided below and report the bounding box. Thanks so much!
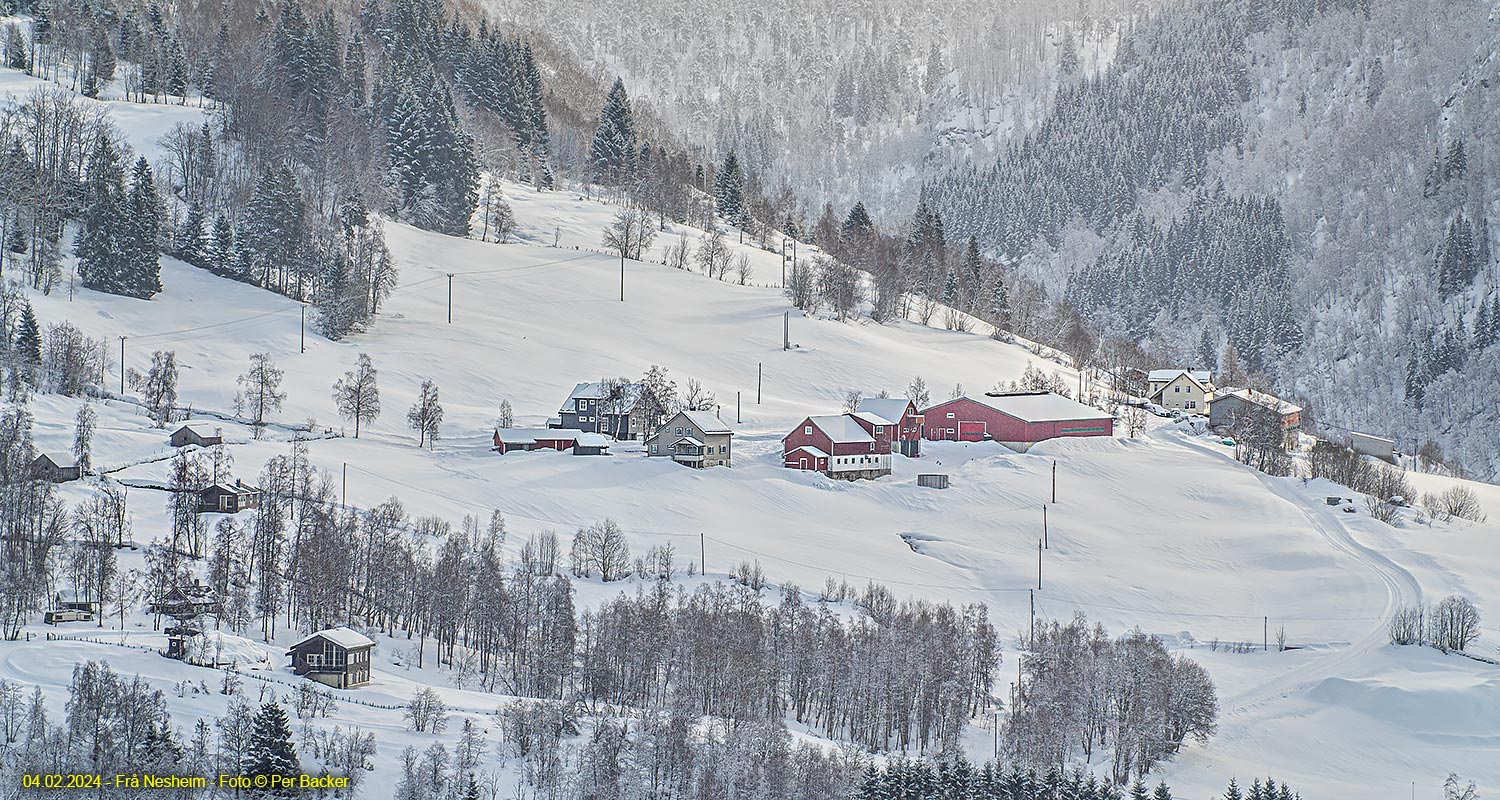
[782,414,891,480]
[855,398,924,457]
[921,392,1113,451]
[493,428,594,454]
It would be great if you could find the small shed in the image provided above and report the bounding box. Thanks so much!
[170,423,223,448]
[289,627,375,689]
[30,452,80,482]
[1349,432,1396,464]
[573,432,611,456]
[199,480,262,513]
[917,474,950,489]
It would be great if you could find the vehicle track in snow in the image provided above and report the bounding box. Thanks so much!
[1176,434,1424,714]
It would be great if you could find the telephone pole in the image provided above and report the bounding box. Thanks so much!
[446,273,454,323]
[118,336,126,396]
[300,306,306,353]
[1051,460,1057,503]
[1037,539,1043,589]
[783,311,790,351]
[757,362,762,404]
[1043,505,1048,549]
[736,391,741,423]
[619,253,625,302]
[699,532,706,573]
[342,462,348,509]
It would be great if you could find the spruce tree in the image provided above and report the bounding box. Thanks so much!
[209,215,236,277]
[121,156,163,298]
[77,135,126,294]
[1152,781,1174,800]
[244,702,300,793]
[589,77,636,186]
[177,205,207,266]
[15,302,41,367]
[713,153,745,223]
[1224,777,1242,800]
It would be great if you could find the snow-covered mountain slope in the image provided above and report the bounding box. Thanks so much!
[14,179,1500,796]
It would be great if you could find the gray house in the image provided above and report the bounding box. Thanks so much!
[553,381,660,440]
[1350,432,1397,464]
[645,410,733,468]
[170,423,223,448]
[31,453,80,482]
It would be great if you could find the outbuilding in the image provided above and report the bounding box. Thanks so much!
[782,414,891,480]
[30,452,80,482]
[170,423,224,448]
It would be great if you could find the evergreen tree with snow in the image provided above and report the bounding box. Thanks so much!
[244,702,300,794]
[14,302,41,368]
[77,135,127,295]
[589,77,636,186]
[120,157,163,298]
[177,205,207,266]
[713,152,745,224]
[209,215,237,277]
[1224,777,1242,800]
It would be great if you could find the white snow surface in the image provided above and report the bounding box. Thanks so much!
[6,173,1500,798]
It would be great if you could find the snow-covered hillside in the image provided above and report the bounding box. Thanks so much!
[11,174,1500,797]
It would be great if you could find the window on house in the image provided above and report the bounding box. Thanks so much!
[946,412,955,418]
[1174,386,1180,393]
[650,444,658,453]
[804,425,812,435]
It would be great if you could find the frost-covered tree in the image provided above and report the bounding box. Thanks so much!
[332,353,380,437]
[406,379,443,448]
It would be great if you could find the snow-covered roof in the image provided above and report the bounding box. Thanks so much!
[36,452,76,468]
[497,428,580,445]
[574,432,611,447]
[672,436,706,448]
[173,422,220,438]
[560,381,646,413]
[204,480,259,495]
[856,398,913,423]
[1218,388,1302,415]
[295,626,375,650]
[1149,369,1212,384]
[806,415,875,443]
[680,410,731,434]
[786,445,829,459]
[851,411,895,426]
[976,392,1114,423]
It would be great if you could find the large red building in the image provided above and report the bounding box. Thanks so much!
[782,414,892,480]
[921,392,1113,450]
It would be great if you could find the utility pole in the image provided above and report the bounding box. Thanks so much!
[1037,539,1043,589]
[1264,616,1268,652]
[446,273,454,322]
[1043,505,1048,549]
[1051,460,1057,504]
[118,337,126,396]
[300,306,305,353]
[781,237,789,287]
[736,391,741,423]
[1029,588,1035,647]
[756,362,762,404]
[342,462,347,509]
[783,311,790,351]
[699,532,706,574]
[619,252,625,302]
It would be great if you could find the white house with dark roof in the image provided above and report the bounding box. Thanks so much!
[645,410,733,468]
[1147,369,1214,412]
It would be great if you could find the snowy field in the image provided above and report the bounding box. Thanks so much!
[4,64,1499,796]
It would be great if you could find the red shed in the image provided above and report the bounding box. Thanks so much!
[782,415,891,479]
[921,392,1113,450]
[493,428,586,454]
